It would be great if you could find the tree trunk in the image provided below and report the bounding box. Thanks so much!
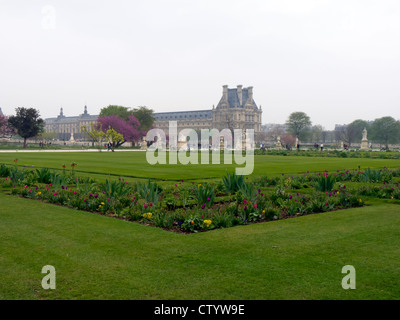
[23,137,27,148]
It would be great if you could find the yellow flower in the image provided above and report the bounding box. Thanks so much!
[262,210,266,214]
[36,192,41,196]
[198,184,201,187]
[204,219,212,227]
[101,202,105,205]
[142,212,152,219]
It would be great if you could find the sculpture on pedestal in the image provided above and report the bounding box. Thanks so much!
[275,136,283,150]
[360,128,369,151]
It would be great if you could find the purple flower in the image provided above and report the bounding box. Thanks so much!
[207,197,211,201]
[289,195,292,199]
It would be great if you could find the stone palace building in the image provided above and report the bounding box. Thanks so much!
[43,85,262,142]
[44,105,98,141]
[153,85,262,135]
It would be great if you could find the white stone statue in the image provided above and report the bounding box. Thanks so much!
[140,136,147,150]
[276,136,283,150]
[362,128,368,141]
[360,128,369,150]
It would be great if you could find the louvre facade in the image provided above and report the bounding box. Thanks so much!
[153,85,262,135]
[44,106,98,141]
[43,85,262,142]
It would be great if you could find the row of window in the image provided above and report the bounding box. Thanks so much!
[156,114,211,120]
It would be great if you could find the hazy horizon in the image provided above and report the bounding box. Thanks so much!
[1,0,399,130]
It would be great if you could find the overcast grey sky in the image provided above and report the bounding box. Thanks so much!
[1,0,399,130]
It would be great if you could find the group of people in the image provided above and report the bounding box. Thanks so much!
[313,142,324,151]
[39,141,51,148]
[104,142,113,151]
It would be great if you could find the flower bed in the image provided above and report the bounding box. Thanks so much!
[1,163,386,233]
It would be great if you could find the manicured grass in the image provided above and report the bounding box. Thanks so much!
[2,151,400,182]
[1,191,400,300]
[1,151,400,300]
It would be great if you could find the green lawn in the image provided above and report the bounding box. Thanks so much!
[1,152,400,299]
[1,192,399,299]
[2,151,400,182]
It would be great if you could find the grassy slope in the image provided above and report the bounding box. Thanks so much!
[1,192,399,300]
[1,152,400,182]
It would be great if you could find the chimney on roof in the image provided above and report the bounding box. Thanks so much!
[222,85,228,102]
[247,86,253,102]
[237,85,243,106]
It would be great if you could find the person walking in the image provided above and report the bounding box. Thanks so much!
[320,143,324,151]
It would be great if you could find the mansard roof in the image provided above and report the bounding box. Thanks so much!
[44,106,98,123]
[154,110,212,121]
[45,115,98,124]
[218,86,258,109]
